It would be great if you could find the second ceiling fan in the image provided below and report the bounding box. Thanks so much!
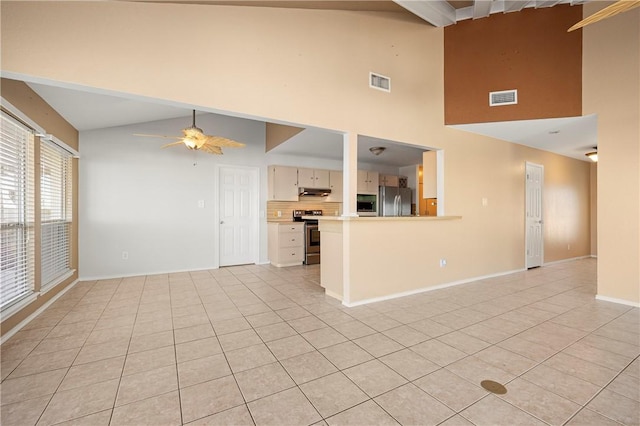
[568,0,640,32]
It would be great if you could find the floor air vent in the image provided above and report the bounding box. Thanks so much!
[370,72,391,92]
[489,89,517,106]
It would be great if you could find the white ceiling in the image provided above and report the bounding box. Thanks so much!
[26,81,431,167]
[451,115,598,161]
[27,82,192,131]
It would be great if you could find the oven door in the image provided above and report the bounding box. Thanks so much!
[305,223,320,264]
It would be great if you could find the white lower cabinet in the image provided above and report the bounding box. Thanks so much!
[268,222,304,267]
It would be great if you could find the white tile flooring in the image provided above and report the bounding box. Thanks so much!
[1,258,638,425]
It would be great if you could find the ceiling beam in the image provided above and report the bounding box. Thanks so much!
[393,0,457,27]
[535,0,563,7]
[402,0,589,25]
[503,0,533,13]
[473,0,494,19]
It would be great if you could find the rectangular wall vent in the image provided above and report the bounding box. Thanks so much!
[370,72,391,92]
[489,89,518,106]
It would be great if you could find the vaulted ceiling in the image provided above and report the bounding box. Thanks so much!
[23,0,598,162]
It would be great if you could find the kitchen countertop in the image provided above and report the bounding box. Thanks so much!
[304,215,462,221]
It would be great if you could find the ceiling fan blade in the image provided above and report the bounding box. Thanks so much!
[204,135,246,148]
[134,133,181,140]
[161,141,186,149]
[199,143,223,155]
[568,0,640,32]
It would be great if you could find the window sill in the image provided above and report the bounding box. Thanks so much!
[1,293,39,321]
[41,269,76,295]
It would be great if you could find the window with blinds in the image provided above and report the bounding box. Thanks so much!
[40,139,73,289]
[1,111,35,310]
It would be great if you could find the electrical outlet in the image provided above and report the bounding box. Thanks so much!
[198,200,205,208]
[277,211,282,217]
[482,197,488,207]
[439,258,447,267]
[122,251,129,260]
[567,244,571,250]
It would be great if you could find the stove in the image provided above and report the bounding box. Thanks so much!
[293,210,322,265]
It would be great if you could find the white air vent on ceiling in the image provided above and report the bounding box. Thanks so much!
[370,72,391,92]
[489,89,518,106]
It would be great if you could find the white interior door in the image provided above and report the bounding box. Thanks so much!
[526,162,544,268]
[219,166,258,267]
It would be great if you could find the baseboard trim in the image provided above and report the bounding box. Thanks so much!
[1,279,80,344]
[79,266,220,282]
[342,268,525,308]
[79,261,280,281]
[543,255,592,266]
[325,289,342,302]
[595,295,640,308]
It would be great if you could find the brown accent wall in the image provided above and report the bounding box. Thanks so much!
[444,5,583,125]
[1,79,79,338]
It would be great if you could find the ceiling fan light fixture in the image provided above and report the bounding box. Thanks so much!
[183,136,199,150]
[370,146,386,156]
[135,109,246,155]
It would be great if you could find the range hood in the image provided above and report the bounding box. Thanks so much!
[299,187,331,197]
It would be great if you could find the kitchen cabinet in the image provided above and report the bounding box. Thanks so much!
[357,170,379,194]
[379,174,399,187]
[298,168,330,188]
[268,222,304,267]
[423,151,437,198]
[327,170,343,203]
[268,165,298,201]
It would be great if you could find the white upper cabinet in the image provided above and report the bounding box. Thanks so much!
[268,165,299,201]
[423,151,437,199]
[298,168,330,188]
[357,170,379,194]
[327,170,343,202]
[379,174,399,187]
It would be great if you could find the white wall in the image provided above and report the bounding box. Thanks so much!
[79,113,418,279]
[79,113,267,279]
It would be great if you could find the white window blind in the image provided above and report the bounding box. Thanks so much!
[40,139,73,289]
[1,111,35,310]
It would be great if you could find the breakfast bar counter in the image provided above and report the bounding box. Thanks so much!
[315,215,464,306]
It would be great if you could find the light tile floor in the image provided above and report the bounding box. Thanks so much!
[1,258,639,425]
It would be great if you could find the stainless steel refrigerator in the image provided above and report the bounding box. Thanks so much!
[378,186,412,216]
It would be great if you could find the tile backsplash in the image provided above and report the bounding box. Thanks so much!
[267,201,342,222]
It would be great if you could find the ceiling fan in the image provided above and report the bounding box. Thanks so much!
[568,0,640,32]
[135,110,246,155]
